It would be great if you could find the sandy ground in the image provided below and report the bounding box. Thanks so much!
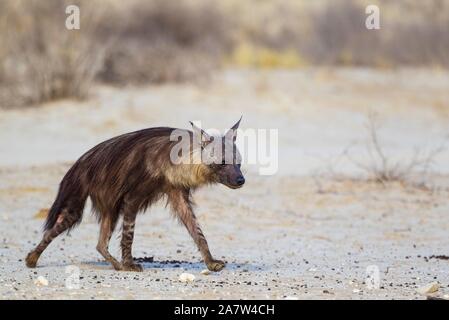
[1,68,449,299]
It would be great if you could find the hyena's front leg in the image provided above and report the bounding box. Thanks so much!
[120,207,143,272]
[169,189,225,272]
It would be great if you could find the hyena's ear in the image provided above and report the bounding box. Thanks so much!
[225,116,242,141]
[190,121,212,148]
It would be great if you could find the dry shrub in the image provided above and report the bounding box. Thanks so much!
[306,0,449,67]
[312,113,447,191]
[233,0,449,68]
[97,0,232,84]
[382,0,449,67]
[345,114,447,185]
[2,0,449,108]
[227,0,376,67]
[385,18,449,68]
[305,0,381,66]
[0,0,109,108]
[0,0,231,107]
[227,1,310,67]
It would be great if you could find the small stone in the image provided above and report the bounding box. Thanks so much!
[417,282,439,295]
[34,276,48,286]
[179,273,195,283]
[200,269,211,275]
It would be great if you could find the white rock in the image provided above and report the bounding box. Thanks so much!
[200,269,211,275]
[179,273,195,283]
[284,296,299,300]
[417,282,439,295]
[34,276,49,286]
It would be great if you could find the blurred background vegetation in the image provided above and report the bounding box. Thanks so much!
[0,0,448,108]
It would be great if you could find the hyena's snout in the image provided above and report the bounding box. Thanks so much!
[235,175,245,186]
[228,165,245,188]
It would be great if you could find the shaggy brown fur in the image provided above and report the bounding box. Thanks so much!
[25,120,244,272]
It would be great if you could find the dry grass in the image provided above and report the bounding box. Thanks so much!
[0,0,230,107]
[228,0,449,68]
[0,0,108,107]
[1,0,449,107]
[96,0,231,84]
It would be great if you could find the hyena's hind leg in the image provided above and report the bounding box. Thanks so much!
[168,189,225,272]
[26,208,80,268]
[120,204,142,272]
[96,215,122,271]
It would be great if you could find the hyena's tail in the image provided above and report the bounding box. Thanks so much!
[44,162,88,232]
[26,162,89,268]
[44,194,63,231]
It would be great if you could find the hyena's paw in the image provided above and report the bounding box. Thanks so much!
[25,251,39,268]
[206,259,226,272]
[109,260,124,271]
[121,262,143,272]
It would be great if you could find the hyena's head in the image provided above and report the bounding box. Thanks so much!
[190,118,245,189]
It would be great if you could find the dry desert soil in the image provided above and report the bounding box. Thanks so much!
[1,68,449,299]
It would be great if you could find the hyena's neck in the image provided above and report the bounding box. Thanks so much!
[164,163,213,189]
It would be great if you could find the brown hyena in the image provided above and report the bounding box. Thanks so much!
[25,119,245,272]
